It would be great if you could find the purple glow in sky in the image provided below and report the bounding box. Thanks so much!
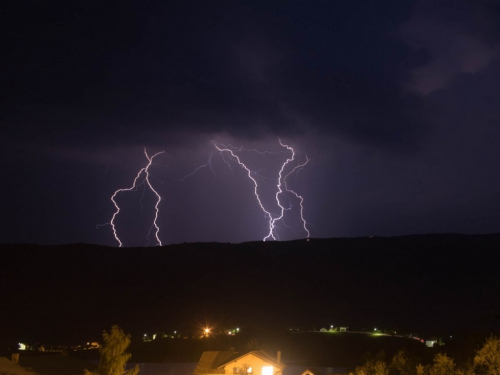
[2,1,500,245]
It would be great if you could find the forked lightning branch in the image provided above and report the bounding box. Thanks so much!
[100,140,310,247]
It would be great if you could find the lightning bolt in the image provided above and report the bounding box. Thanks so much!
[214,140,310,241]
[222,144,288,155]
[178,152,215,181]
[214,142,277,240]
[108,148,165,247]
[263,140,296,241]
[101,142,309,245]
[284,155,310,238]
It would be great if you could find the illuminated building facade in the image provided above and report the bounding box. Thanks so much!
[194,350,285,375]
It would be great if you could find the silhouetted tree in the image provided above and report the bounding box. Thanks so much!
[84,325,139,375]
[390,350,417,375]
[429,353,456,375]
[351,352,389,375]
[474,336,500,375]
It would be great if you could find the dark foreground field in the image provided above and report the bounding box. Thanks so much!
[2,234,500,349]
[75,330,483,369]
[129,331,429,368]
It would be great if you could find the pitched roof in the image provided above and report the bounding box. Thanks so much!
[0,357,38,375]
[218,350,283,369]
[194,351,237,375]
[195,350,285,375]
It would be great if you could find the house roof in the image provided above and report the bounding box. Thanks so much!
[195,350,285,375]
[218,350,284,369]
[194,351,237,374]
[0,356,38,375]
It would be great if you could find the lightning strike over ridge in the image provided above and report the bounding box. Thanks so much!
[263,140,299,241]
[107,148,165,247]
[284,155,310,238]
[214,142,276,240]
[214,140,310,241]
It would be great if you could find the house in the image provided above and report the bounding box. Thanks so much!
[0,355,37,375]
[425,337,442,348]
[194,350,285,375]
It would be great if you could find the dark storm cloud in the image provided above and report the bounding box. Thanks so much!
[1,0,430,152]
[2,1,500,245]
[326,59,500,237]
[400,0,500,93]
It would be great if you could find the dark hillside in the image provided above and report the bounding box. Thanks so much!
[1,234,500,345]
[126,331,428,369]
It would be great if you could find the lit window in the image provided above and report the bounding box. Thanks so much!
[247,367,253,374]
[234,368,240,374]
[262,366,273,375]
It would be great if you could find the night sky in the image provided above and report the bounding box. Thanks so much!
[2,1,500,246]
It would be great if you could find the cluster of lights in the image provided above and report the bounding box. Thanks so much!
[227,327,240,335]
[200,326,241,337]
[140,327,243,340]
[17,342,100,352]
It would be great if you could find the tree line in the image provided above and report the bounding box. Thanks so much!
[351,336,500,375]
